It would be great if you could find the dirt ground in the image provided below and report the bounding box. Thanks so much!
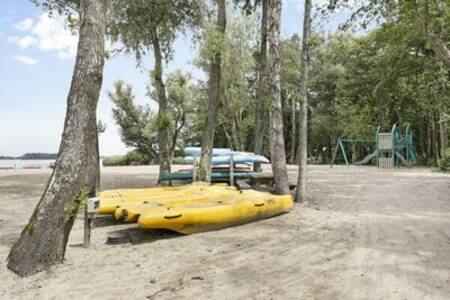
[1,165,449,299]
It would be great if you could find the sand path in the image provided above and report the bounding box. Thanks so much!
[1,165,449,299]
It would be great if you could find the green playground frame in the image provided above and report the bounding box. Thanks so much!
[330,124,417,168]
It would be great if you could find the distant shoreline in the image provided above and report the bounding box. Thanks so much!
[0,153,57,160]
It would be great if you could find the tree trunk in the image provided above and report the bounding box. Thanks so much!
[296,0,312,202]
[7,0,106,277]
[419,122,426,160]
[254,0,268,156]
[268,0,289,195]
[439,81,449,152]
[170,113,186,160]
[427,114,432,165]
[289,96,297,163]
[152,34,171,178]
[198,0,226,182]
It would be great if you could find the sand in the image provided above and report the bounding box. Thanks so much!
[1,165,450,299]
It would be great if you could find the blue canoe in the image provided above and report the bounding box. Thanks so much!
[184,154,270,165]
[184,147,231,157]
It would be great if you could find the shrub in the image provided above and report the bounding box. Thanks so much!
[172,156,187,164]
[102,150,153,166]
[102,155,127,166]
[438,148,450,171]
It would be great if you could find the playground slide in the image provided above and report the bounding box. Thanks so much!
[395,152,409,166]
[354,150,377,165]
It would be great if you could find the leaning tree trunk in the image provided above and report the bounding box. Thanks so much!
[254,0,268,156]
[198,0,226,182]
[152,34,171,179]
[296,0,312,202]
[268,0,289,195]
[7,0,106,277]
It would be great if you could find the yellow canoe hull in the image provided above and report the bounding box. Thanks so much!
[137,190,293,234]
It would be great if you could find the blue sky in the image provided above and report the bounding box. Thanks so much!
[0,0,338,156]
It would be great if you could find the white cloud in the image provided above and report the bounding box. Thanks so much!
[15,18,33,31]
[8,35,37,49]
[14,55,38,65]
[31,13,78,59]
[11,14,78,60]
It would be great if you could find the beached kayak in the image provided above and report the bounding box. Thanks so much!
[113,189,233,222]
[137,190,293,234]
[97,182,235,215]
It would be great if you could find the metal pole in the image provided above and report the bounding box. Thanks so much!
[229,153,234,186]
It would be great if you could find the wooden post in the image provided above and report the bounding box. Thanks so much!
[229,153,234,186]
[83,206,91,248]
[192,156,197,182]
[84,198,98,248]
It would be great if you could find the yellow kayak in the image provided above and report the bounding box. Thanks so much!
[98,183,236,215]
[137,190,293,234]
[116,193,233,222]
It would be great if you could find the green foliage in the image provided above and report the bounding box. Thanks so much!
[102,155,127,167]
[108,0,203,62]
[155,111,174,131]
[439,148,450,171]
[172,156,186,164]
[102,150,153,167]
[64,187,89,221]
[194,13,258,151]
[109,72,199,160]
[109,81,158,159]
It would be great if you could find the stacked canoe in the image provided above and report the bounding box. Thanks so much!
[97,182,293,234]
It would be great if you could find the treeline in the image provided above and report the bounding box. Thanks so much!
[110,7,449,168]
[0,153,57,160]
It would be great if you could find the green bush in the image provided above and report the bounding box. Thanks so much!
[102,155,127,166]
[438,148,450,171]
[172,156,187,164]
[102,150,154,166]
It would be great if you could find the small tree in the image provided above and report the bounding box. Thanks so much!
[108,0,203,178]
[109,81,158,160]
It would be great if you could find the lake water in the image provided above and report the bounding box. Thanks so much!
[0,159,55,169]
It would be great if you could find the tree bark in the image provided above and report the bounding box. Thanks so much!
[254,0,268,156]
[170,112,186,160]
[7,0,106,277]
[268,0,289,195]
[198,0,226,182]
[296,0,312,202]
[152,34,171,178]
[439,79,449,152]
[289,95,297,162]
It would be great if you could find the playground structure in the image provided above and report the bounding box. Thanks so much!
[330,124,417,168]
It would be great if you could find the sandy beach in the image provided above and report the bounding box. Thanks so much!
[1,165,450,299]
